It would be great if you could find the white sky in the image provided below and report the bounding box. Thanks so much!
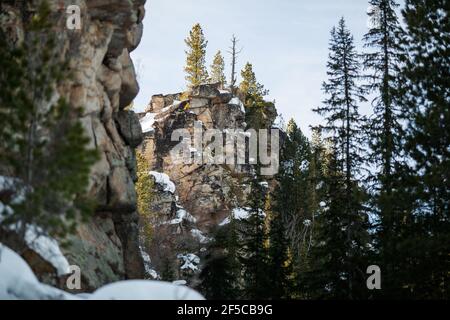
[131,0,403,136]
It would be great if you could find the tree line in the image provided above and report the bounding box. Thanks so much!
[197,0,449,300]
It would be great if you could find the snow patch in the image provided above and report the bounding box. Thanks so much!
[149,171,176,194]
[140,113,157,133]
[177,253,200,272]
[190,229,210,244]
[229,97,245,112]
[0,244,204,300]
[0,244,77,300]
[89,280,204,300]
[219,207,257,226]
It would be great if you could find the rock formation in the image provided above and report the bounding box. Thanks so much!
[0,0,146,290]
[136,84,278,280]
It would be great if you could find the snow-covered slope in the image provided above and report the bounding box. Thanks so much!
[0,244,204,300]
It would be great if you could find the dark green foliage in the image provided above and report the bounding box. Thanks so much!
[239,173,270,299]
[0,2,98,240]
[363,0,409,298]
[198,223,241,300]
[310,18,371,299]
[394,0,450,299]
[267,195,292,299]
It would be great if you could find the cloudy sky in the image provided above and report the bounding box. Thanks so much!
[131,0,402,136]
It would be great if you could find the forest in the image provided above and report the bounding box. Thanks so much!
[0,0,448,301]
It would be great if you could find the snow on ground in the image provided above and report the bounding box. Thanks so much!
[149,171,176,194]
[0,244,204,300]
[89,280,204,300]
[140,113,157,133]
[177,253,200,272]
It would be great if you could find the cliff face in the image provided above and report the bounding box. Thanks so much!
[138,85,251,230]
[136,84,278,280]
[1,0,146,290]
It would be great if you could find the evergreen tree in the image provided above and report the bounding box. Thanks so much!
[239,63,275,129]
[239,172,270,299]
[311,18,370,299]
[209,50,226,88]
[303,143,354,299]
[0,2,98,240]
[395,0,450,299]
[363,0,406,298]
[239,62,268,100]
[184,23,209,88]
[198,223,241,300]
[266,205,292,299]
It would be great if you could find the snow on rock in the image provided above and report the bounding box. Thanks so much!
[89,280,204,300]
[259,181,269,188]
[22,225,71,276]
[190,229,210,244]
[0,244,78,300]
[177,253,200,272]
[0,177,70,276]
[229,97,245,113]
[149,171,176,194]
[219,207,254,226]
[140,246,158,280]
[163,207,197,226]
[0,244,204,300]
[140,113,158,133]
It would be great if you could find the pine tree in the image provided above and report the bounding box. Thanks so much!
[209,50,226,88]
[363,0,406,298]
[239,173,270,299]
[239,62,268,100]
[198,223,240,300]
[395,0,450,299]
[311,18,370,299]
[303,143,353,299]
[239,63,274,129]
[0,2,98,240]
[184,23,209,88]
[266,205,291,299]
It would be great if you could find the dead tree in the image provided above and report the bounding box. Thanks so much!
[227,34,242,95]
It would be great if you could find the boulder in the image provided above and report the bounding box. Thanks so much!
[115,110,144,148]
[190,84,221,99]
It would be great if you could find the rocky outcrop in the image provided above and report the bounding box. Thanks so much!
[137,84,279,282]
[0,0,146,290]
[138,85,257,230]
